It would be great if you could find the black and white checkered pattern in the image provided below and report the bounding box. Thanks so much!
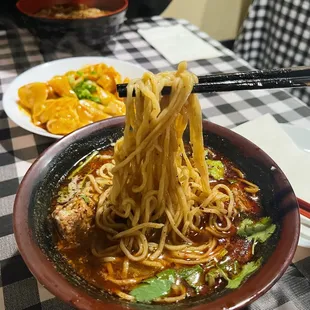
[234,0,310,107]
[0,15,310,310]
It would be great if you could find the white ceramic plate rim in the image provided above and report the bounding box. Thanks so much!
[3,56,147,139]
[281,124,310,247]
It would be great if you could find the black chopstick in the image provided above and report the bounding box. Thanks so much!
[117,66,310,98]
[117,66,310,88]
[196,66,310,83]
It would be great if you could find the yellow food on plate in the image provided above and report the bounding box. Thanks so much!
[17,63,128,135]
[18,82,48,110]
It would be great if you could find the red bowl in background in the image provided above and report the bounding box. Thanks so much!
[16,0,128,47]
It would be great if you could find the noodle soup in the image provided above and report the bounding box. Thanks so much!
[52,146,276,303]
[50,62,277,304]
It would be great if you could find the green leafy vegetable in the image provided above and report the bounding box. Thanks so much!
[130,278,172,302]
[207,268,221,280]
[77,70,83,76]
[157,269,176,282]
[178,265,203,288]
[143,277,157,284]
[206,258,262,289]
[73,80,101,103]
[218,256,240,276]
[238,218,255,236]
[226,258,262,289]
[205,249,229,286]
[178,265,202,279]
[238,217,276,243]
[206,159,225,180]
[206,264,231,287]
[80,195,89,203]
[130,269,176,302]
[227,178,238,184]
[251,224,276,244]
[206,268,221,287]
[69,151,99,179]
[91,70,97,75]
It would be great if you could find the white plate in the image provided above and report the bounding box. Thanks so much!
[3,57,147,139]
[281,124,310,248]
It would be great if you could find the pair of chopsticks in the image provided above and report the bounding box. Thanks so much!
[117,66,310,97]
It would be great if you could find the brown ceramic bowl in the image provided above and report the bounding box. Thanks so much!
[16,0,128,46]
[13,117,300,310]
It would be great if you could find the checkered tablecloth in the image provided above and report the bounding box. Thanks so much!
[0,16,310,310]
[234,0,310,107]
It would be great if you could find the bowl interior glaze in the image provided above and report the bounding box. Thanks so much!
[14,117,300,310]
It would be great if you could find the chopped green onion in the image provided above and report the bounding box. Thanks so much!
[81,194,90,203]
[69,151,99,179]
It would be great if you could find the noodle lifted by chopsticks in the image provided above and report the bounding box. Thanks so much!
[94,62,236,267]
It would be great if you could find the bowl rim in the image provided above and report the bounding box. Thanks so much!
[16,0,128,21]
[13,117,300,310]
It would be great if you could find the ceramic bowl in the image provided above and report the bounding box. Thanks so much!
[13,117,300,309]
[16,0,128,46]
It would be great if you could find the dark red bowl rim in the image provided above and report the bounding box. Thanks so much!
[13,117,300,310]
[16,0,128,21]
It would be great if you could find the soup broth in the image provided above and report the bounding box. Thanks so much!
[51,146,276,303]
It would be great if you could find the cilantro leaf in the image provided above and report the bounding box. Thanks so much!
[238,218,255,236]
[178,265,203,288]
[238,217,276,243]
[226,258,262,289]
[157,269,176,283]
[130,278,171,302]
[206,159,225,180]
[178,265,202,279]
[249,224,276,243]
[130,269,176,302]
[143,277,157,284]
[218,257,240,276]
[206,258,262,289]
